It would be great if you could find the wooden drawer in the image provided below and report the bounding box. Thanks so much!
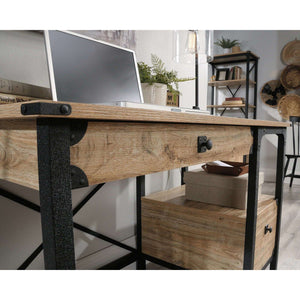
[70,122,252,185]
[142,186,277,270]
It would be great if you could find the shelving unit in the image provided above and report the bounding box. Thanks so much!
[209,51,259,119]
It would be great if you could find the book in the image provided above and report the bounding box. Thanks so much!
[225,97,245,102]
[0,78,51,99]
[0,92,38,104]
[222,100,243,105]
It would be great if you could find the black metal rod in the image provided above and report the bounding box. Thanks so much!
[72,183,105,215]
[253,60,258,119]
[98,253,137,270]
[73,222,136,253]
[211,65,215,115]
[18,244,44,270]
[142,253,185,270]
[270,131,286,269]
[0,188,40,213]
[245,54,250,119]
[37,118,75,270]
[136,175,146,269]
[243,128,261,269]
[220,108,226,116]
[8,182,106,269]
[240,108,246,117]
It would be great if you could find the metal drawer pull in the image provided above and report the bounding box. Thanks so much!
[198,136,213,153]
[264,224,273,234]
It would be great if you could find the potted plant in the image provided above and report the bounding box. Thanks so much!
[214,37,240,54]
[138,54,194,105]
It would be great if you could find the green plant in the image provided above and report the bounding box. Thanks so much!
[214,37,240,49]
[138,54,194,96]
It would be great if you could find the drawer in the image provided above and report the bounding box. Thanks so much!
[142,186,277,270]
[70,122,253,185]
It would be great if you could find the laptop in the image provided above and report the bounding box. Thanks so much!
[44,30,209,115]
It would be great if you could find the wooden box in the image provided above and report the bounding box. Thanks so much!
[142,186,277,270]
[184,169,264,210]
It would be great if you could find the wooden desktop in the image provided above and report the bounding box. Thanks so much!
[0,100,289,270]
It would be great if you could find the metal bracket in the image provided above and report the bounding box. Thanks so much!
[70,120,88,146]
[21,102,72,116]
[70,165,89,189]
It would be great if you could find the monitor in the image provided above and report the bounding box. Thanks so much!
[44,30,143,104]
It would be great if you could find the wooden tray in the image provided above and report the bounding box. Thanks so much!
[202,161,249,176]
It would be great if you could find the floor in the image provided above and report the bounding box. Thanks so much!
[147,182,300,270]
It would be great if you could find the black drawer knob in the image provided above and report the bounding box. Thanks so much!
[264,224,272,234]
[198,136,213,153]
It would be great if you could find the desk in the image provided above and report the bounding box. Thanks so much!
[0,100,289,270]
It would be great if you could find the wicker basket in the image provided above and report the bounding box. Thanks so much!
[281,39,300,66]
[260,80,286,107]
[280,65,300,90]
[277,94,300,120]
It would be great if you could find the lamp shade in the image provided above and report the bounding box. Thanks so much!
[173,30,214,64]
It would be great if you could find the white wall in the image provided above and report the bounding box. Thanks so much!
[212,30,300,182]
[0,30,204,269]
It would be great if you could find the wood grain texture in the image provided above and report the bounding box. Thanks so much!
[142,186,277,270]
[0,119,38,189]
[70,122,253,185]
[208,79,256,87]
[0,100,289,128]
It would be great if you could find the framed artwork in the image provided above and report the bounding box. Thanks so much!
[166,92,179,107]
[216,68,229,81]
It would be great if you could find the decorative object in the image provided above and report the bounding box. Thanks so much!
[232,45,241,53]
[173,30,214,109]
[138,54,194,105]
[166,92,179,107]
[202,160,249,176]
[260,80,286,108]
[216,68,229,81]
[214,36,240,54]
[277,94,300,120]
[280,65,300,90]
[140,83,168,106]
[281,39,300,66]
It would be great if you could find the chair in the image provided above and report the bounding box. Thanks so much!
[284,116,300,187]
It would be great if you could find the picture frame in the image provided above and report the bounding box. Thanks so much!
[166,91,179,107]
[216,68,229,81]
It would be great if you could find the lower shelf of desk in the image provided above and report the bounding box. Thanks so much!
[142,186,277,270]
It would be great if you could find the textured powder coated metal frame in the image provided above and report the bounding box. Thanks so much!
[37,118,75,269]
[243,127,286,270]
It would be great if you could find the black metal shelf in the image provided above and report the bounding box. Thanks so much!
[209,51,259,119]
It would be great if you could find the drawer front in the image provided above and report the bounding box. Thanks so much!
[254,199,277,269]
[70,122,253,185]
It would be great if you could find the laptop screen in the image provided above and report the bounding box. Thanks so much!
[44,30,143,104]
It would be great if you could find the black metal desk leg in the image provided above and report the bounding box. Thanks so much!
[270,131,286,269]
[136,175,146,269]
[37,118,75,270]
[243,128,262,269]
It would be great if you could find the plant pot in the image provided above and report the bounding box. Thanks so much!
[223,48,231,54]
[232,46,241,53]
[141,83,167,106]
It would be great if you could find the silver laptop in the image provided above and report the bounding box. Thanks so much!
[44,30,208,114]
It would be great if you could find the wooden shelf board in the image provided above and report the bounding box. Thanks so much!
[207,104,256,109]
[211,51,259,64]
[208,79,256,87]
